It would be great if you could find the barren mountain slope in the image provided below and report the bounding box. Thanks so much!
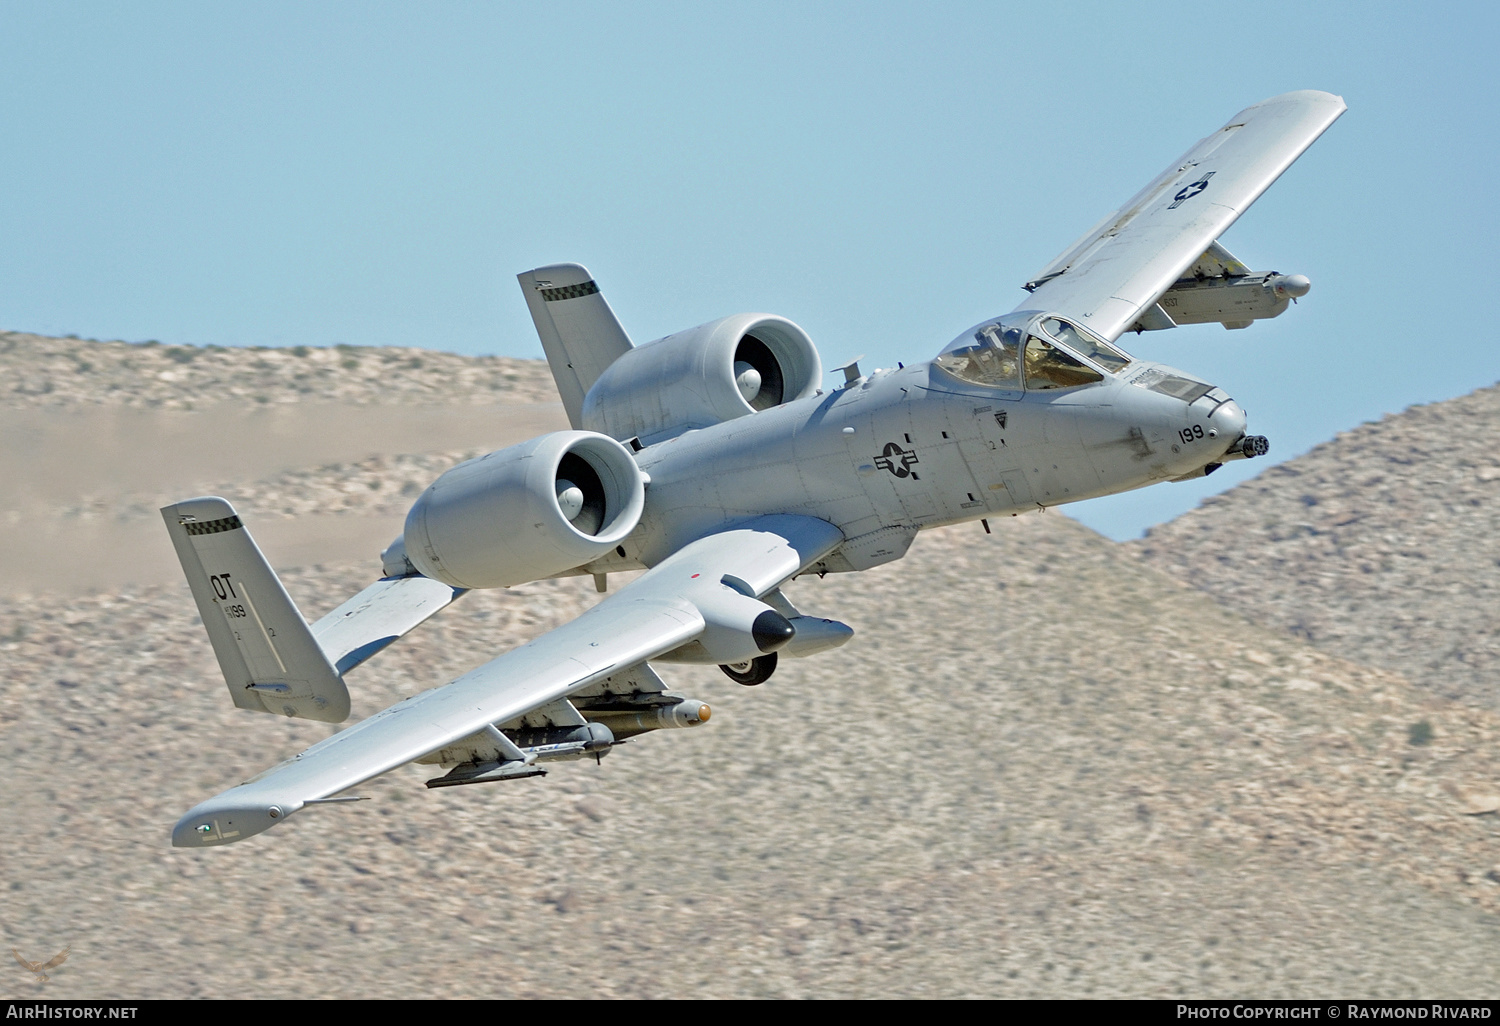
[4,333,1499,998]
[0,329,556,408]
[5,512,1500,998]
[0,331,567,596]
[1132,383,1500,710]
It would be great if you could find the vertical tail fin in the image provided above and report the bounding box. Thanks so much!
[517,263,633,428]
[161,497,351,723]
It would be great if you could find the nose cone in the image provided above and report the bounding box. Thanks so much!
[734,360,763,403]
[1269,273,1311,300]
[1211,399,1248,442]
[555,480,585,521]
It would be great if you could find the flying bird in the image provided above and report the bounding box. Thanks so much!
[13,946,70,982]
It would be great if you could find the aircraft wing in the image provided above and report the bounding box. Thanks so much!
[1017,90,1346,342]
[172,514,843,847]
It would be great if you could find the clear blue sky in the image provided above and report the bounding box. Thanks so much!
[3,2,1495,538]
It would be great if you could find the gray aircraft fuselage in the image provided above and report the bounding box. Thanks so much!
[593,314,1248,572]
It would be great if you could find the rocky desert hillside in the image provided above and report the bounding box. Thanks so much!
[3,331,1499,998]
[1134,383,1500,712]
[0,332,569,598]
[0,329,556,408]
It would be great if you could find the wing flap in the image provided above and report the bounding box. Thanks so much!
[1019,90,1345,341]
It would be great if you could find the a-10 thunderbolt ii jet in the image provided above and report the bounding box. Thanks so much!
[166,90,1344,846]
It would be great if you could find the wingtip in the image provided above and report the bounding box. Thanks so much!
[172,794,300,847]
[1257,89,1348,114]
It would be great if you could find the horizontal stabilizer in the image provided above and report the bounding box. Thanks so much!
[161,497,350,723]
[310,575,465,676]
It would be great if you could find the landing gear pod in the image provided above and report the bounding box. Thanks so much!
[404,431,646,589]
[656,584,796,667]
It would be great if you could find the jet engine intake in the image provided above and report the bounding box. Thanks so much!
[404,430,646,589]
[581,313,821,445]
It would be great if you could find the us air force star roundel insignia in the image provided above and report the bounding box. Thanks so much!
[1168,170,1215,209]
[874,442,919,478]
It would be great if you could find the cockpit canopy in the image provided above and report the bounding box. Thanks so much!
[935,312,1132,391]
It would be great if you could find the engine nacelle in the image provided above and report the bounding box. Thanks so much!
[404,430,645,589]
[581,313,822,445]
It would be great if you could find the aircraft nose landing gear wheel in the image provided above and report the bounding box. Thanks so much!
[720,653,778,686]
